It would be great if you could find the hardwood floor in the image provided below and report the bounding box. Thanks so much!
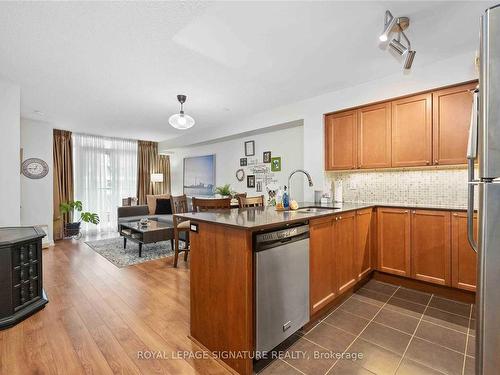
[0,238,229,375]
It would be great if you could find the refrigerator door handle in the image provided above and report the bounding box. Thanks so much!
[467,89,479,253]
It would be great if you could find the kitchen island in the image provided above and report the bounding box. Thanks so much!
[175,202,472,375]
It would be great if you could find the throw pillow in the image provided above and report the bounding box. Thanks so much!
[155,199,172,215]
[146,194,170,214]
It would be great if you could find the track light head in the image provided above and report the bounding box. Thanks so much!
[389,39,407,55]
[379,10,410,42]
[403,50,416,70]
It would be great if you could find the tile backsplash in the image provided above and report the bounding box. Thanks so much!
[326,167,472,208]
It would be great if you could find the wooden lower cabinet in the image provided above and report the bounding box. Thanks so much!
[451,212,478,291]
[377,208,411,276]
[335,212,357,294]
[309,217,336,314]
[411,210,451,286]
[355,208,373,279]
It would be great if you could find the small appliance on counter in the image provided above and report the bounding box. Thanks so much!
[333,180,343,203]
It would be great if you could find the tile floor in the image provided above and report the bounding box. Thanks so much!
[258,280,475,375]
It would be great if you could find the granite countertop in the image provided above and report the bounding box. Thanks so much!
[175,201,468,231]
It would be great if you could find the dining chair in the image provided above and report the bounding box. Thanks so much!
[171,194,190,267]
[192,197,231,212]
[238,195,265,208]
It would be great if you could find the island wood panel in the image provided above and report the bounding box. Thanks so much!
[324,110,357,170]
[309,216,337,315]
[377,208,411,277]
[451,212,478,291]
[410,210,451,286]
[391,93,432,167]
[432,82,476,165]
[190,222,253,375]
[355,208,373,280]
[357,102,392,168]
[335,212,357,294]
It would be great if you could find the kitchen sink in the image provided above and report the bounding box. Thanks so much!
[293,207,339,213]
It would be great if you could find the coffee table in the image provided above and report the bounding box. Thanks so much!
[119,220,174,257]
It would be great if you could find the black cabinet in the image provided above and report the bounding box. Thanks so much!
[0,227,48,330]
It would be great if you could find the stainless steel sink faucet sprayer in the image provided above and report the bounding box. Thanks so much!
[288,169,314,201]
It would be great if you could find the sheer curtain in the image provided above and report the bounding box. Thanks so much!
[73,133,138,233]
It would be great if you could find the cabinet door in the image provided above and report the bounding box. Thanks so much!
[358,103,392,168]
[432,83,476,165]
[355,208,373,280]
[451,212,478,291]
[391,93,432,167]
[325,111,357,170]
[310,217,336,314]
[335,212,357,294]
[411,210,451,286]
[377,208,411,276]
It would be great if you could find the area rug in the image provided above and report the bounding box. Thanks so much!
[85,237,179,268]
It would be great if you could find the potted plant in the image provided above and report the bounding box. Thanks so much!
[59,200,100,239]
[214,184,235,198]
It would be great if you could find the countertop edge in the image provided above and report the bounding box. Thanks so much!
[175,203,469,232]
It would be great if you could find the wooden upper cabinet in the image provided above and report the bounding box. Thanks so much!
[391,93,432,167]
[334,212,357,294]
[432,83,476,165]
[309,217,336,314]
[355,208,373,280]
[377,208,411,277]
[325,110,357,170]
[358,103,392,168]
[410,210,451,286]
[451,212,478,291]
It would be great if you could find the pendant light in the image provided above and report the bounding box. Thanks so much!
[169,95,195,130]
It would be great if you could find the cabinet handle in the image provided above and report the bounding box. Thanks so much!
[434,160,439,165]
[453,213,458,216]
[426,161,430,165]
[404,210,408,213]
[412,210,416,214]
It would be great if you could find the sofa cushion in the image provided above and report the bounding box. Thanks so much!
[146,194,171,214]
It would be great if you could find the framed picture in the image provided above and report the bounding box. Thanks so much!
[271,156,281,172]
[247,175,255,188]
[263,151,271,163]
[183,155,216,196]
[244,140,255,156]
[240,157,247,166]
[256,181,262,192]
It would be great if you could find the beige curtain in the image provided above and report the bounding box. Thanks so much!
[53,129,74,241]
[155,154,171,195]
[137,141,172,203]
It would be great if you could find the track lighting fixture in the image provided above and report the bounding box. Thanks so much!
[379,10,416,70]
[388,30,417,70]
[169,95,195,130]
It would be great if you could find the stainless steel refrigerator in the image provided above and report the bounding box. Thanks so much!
[467,4,500,374]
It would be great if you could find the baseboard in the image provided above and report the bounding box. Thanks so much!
[373,271,476,304]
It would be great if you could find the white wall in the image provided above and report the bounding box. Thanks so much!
[161,52,478,201]
[168,125,305,201]
[0,79,21,226]
[20,118,53,244]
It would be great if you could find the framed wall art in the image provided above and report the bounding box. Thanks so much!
[271,156,281,172]
[183,154,216,196]
[247,175,255,188]
[244,141,255,156]
[263,151,271,163]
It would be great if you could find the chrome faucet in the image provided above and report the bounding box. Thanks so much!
[288,169,314,201]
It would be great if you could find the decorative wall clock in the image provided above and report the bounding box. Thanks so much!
[235,168,245,182]
[21,158,49,179]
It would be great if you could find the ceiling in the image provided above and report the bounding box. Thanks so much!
[0,1,494,141]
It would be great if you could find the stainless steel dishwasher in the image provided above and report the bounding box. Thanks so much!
[255,223,309,353]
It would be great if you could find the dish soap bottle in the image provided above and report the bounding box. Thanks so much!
[283,185,289,209]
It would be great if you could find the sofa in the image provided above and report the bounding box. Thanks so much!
[117,205,174,231]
